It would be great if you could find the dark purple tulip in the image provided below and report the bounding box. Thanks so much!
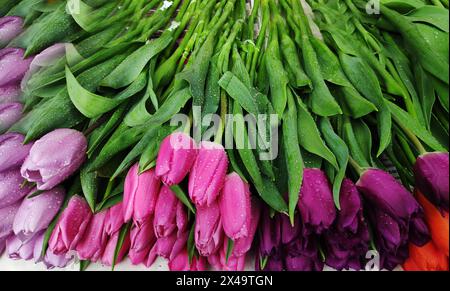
[0,85,21,104]
[258,209,282,258]
[256,251,284,271]
[297,168,336,234]
[357,169,431,270]
[0,17,23,47]
[0,133,33,173]
[0,168,33,208]
[0,48,32,87]
[0,102,22,132]
[323,179,370,271]
[0,202,21,242]
[414,152,449,212]
[21,128,87,190]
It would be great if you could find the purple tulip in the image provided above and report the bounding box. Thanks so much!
[189,142,229,207]
[0,133,33,173]
[123,164,161,225]
[0,48,32,87]
[155,132,198,186]
[76,211,108,262]
[256,252,284,271]
[0,168,34,209]
[21,128,87,190]
[6,234,39,261]
[0,17,23,47]
[298,168,336,234]
[104,202,124,236]
[13,187,64,241]
[129,217,156,266]
[153,185,187,239]
[323,179,370,271]
[101,231,131,267]
[0,85,21,104]
[34,233,73,269]
[0,202,20,241]
[414,152,449,212]
[0,102,22,132]
[49,196,93,255]
[195,201,224,256]
[233,198,261,257]
[0,236,8,256]
[357,169,431,270]
[258,209,282,258]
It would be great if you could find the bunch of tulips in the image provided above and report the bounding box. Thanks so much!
[0,0,449,271]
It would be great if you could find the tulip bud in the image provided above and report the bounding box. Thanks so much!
[104,203,124,236]
[33,233,73,269]
[13,187,64,241]
[0,133,33,173]
[0,202,20,241]
[0,48,32,87]
[0,102,22,132]
[48,196,93,255]
[189,142,228,207]
[0,85,21,104]
[219,173,251,240]
[233,198,261,257]
[195,201,223,256]
[129,218,156,265]
[169,249,206,271]
[101,231,131,267]
[154,185,179,238]
[414,152,449,212]
[0,17,23,47]
[6,234,39,261]
[156,132,198,186]
[297,168,336,234]
[258,209,282,258]
[123,164,160,225]
[21,129,87,191]
[0,168,33,209]
[76,211,108,262]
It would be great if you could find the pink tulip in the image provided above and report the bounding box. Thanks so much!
[169,249,207,271]
[189,142,228,207]
[156,132,198,186]
[233,198,261,257]
[195,201,223,256]
[154,185,187,238]
[76,211,108,262]
[101,231,131,267]
[104,203,124,236]
[123,164,161,225]
[219,173,251,240]
[34,233,73,269]
[129,217,156,265]
[48,196,93,255]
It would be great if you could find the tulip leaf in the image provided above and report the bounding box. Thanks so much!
[112,222,131,271]
[187,224,196,265]
[95,194,123,213]
[219,72,260,115]
[80,166,98,212]
[225,238,234,264]
[80,260,90,271]
[171,185,196,215]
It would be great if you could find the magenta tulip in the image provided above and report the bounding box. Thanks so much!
[189,142,228,207]
[153,185,187,238]
[123,164,161,225]
[0,168,34,209]
[169,248,206,271]
[0,133,33,173]
[76,211,108,262]
[104,202,124,236]
[0,17,23,47]
[48,196,93,255]
[0,102,22,132]
[129,217,156,265]
[21,129,87,190]
[101,231,131,267]
[195,201,223,256]
[233,198,261,257]
[156,132,198,186]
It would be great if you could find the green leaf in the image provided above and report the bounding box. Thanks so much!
[80,166,98,212]
[80,260,90,271]
[219,72,260,115]
[112,223,131,271]
[187,223,196,265]
[225,238,234,263]
[171,185,196,214]
[408,5,449,32]
[138,127,172,173]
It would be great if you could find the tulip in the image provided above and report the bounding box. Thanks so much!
[0,17,23,47]
[104,203,124,236]
[0,48,32,87]
[416,190,449,256]
[101,231,131,267]
[0,85,20,104]
[129,218,156,265]
[6,234,39,261]
[233,198,261,257]
[0,102,22,132]
[156,132,198,186]
[151,231,188,263]
[0,202,21,241]
[218,242,246,271]
[76,211,108,262]
[0,133,33,173]
[297,168,336,234]
[123,164,160,225]
[195,201,224,256]
[323,179,370,271]
[0,236,7,256]
[219,173,251,240]
[258,209,282,258]
[33,233,73,269]
[13,187,64,240]
[48,196,93,255]
[403,242,449,271]
[256,252,284,271]
[21,129,87,191]
[414,152,449,212]
[154,185,180,238]
[169,249,206,271]
[189,142,228,207]
[0,168,34,209]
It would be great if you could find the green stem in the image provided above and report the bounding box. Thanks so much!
[349,157,364,176]
[394,116,427,155]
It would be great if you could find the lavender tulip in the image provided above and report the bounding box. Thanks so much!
[0,202,20,241]
[76,211,108,262]
[21,128,87,190]
[0,102,22,132]
[34,233,73,269]
[0,85,20,104]
[0,168,33,209]
[123,164,161,225]
[48,196,93,255]
[0,48,32,87]
[189,142,228,207]
[13,187,64,240]
[0,236,8,256]
[298,168,336,234]
[414,152,449,212]
[129,217,156,265]
[0,133,33,172]
[155,132,198,186]
[195,201,224,256]
[323,179,370,271]
[6,234,39,261]
[0,17,23,47]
